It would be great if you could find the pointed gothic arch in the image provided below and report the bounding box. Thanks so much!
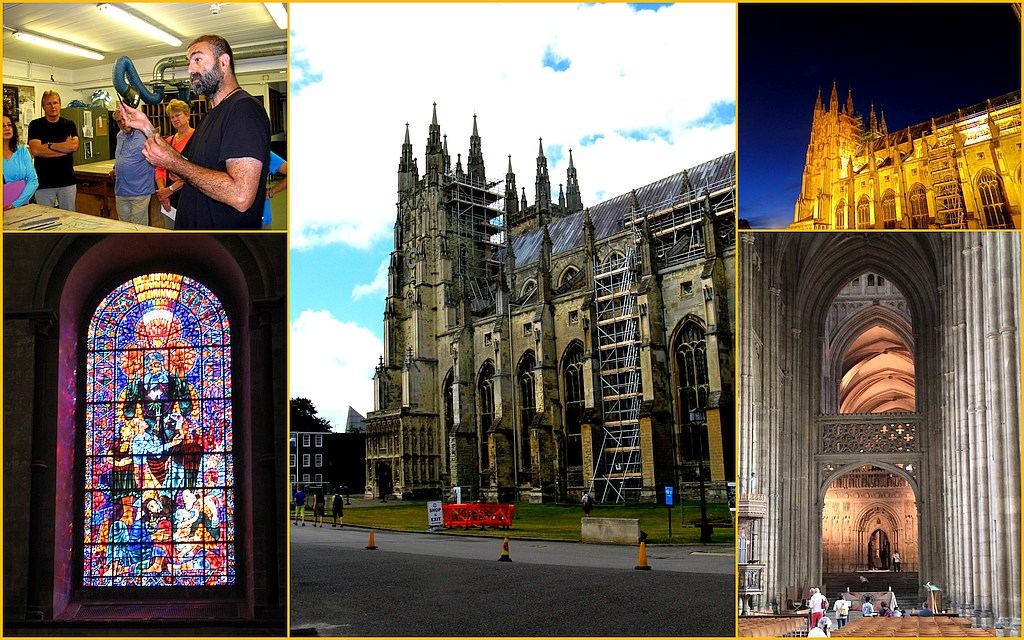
[517,351,537,471]
[561,341,586,471]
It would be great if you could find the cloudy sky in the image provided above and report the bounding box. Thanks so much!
[289,2,737,429]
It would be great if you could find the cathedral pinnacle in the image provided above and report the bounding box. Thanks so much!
[565,148,583,213]
[468,113,486,182]
[869,103,878,133]
[535,137,551,211]
[814,88,824,113]
[829,80,839,112]
[845,87,855,115]
[504,155,519,220]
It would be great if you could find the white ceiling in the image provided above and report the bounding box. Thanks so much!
[2,2,287,70]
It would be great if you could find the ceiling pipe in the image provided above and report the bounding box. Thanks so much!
[152,41,287,83]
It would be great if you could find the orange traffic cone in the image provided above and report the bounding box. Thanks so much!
[634,541,651,570]
[498,536,512,562]
[365,530,378,550]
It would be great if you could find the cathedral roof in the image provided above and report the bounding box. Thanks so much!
[505,151,735,269]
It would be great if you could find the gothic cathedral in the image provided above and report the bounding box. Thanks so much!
[364,105,737,503]
[791,85,1020,230]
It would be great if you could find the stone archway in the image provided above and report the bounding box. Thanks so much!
[818,461,921,578]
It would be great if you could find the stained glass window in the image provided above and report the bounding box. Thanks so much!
[83,273,234,587]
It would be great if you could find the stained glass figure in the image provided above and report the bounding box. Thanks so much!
[83,273,234,587]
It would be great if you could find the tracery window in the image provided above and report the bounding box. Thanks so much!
[83,273,233,587]
[562,344,585,467]
[856,195,871,229]
[676,322,710,477]
[908,183,929,228]
[442,371,454,475]
[478,361,495,472]
[977,170,1011,229]
[518,352,536,469]
[834,199,846,229]
[881,191,897,229]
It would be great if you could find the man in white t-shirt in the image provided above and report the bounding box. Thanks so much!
[833,596,851,628]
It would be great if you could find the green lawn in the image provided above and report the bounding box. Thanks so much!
[302,500,734,545]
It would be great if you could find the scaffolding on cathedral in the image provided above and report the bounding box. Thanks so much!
[623,158,736,265]
[443,170,505,314]
[590,247,644,503]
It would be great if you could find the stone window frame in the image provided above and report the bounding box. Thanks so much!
[516,351,537,470]
[672,318,711,477]
[856,195,872,229]
[880,190,897,229]
[908,183,929,229]
[561,342,586,468]
[477,360,496,474]
[976,169,1011,229]
[834,199,847,229]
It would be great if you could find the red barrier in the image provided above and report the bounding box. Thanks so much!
[442,503,516,529]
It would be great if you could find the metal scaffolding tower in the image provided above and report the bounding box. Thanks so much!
[443,171,504,314]
[590,248,644,503]
[926,136,967,229]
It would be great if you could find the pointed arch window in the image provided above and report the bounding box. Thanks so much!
[517,353,536,470]
[881,191,897,229]
[908,183,929,228]
[83,273,234,587]
[442,371,454,476]
[977,170,1011,229]
[834,199,846,230]
[856,195,872,229]
[562,344,585,468]
[675,322,710,478]
[477,362,495,473]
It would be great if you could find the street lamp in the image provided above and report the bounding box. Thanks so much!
[690,408,712,544]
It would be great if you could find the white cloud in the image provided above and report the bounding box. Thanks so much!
[290,2,736,251]
[351,258,389,301]
[290,310,384,428]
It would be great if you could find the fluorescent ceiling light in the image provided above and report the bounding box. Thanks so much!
[263,3,287,30]
[11,31,105,60]
[97,3,182,47]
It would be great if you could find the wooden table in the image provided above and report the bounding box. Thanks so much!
[74,160,166,227]
[4,203,158,231]
[74,159,117,219]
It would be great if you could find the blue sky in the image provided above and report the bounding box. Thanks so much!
[289,3,736,429]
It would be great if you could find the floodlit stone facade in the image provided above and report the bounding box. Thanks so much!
[791,87,1021,230]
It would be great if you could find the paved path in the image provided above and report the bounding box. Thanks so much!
[291,525,735,636]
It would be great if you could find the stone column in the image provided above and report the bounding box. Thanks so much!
[981,235,1008,629]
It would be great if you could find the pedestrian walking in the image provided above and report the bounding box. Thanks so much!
[332,490,344,528]
[293,486,306,526]
[581,491,593,516]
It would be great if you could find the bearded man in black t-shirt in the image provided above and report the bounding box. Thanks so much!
[118,34,269,230]
[27,91,80,211]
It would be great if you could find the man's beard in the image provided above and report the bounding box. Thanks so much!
[191,67,223,97]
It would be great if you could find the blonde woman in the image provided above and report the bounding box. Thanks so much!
[154,99,194,214]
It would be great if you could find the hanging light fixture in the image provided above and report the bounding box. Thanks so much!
[11,30,105,60]
[97,4,182,47]
[263,3,288,30]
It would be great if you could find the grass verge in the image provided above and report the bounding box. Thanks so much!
[296,500,734,545]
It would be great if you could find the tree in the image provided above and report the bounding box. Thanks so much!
[290,397,333,432]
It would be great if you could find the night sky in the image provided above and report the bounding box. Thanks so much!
[739,3,1022,228]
